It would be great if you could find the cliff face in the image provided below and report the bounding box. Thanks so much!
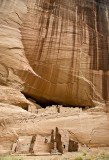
[0,0,35,89]
[0,104,109,154]
[0,0,109,106]
[0,0,109,154]
[21,0,109,106]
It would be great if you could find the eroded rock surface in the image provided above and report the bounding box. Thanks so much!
[0,0,109,106]
[0,0,109,155]
[0,86,29,108]
[0,104,109,154]
[0,0,36,90]
[21,0,109,106]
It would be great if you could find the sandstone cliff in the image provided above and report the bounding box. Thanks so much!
[0,0,109,155]
[21,0,109,107]
[0,0,109,106]
[0,103,109,154]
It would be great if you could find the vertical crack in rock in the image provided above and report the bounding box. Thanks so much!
[20,0,109,106]
[0,0,109,106]
[0,1,109,154]
[95,0,109,102]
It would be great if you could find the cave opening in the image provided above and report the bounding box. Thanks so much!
[22,92,92,111]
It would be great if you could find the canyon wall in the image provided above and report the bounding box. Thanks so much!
[0,0,109,106]
[0,103,109,154]
[0,0,109,154]
[21,0,109,106]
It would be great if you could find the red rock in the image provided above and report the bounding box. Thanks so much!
[0,0,109,155]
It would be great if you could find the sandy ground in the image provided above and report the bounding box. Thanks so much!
[14,148,109,160]
[17,152,85,160]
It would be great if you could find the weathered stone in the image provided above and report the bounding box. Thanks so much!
[21,0,109,106]
[33,135,51,154]
[15,136,32,154]
[0,0,109,156]
[0,86,29,108]
[28,98,42,113]
[0,0,109,106]
[0,0,37,91]
[68,139,78,152]
[0,103,109,154]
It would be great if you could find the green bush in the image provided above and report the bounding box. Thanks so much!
[74,157,83,160]
[83,152,87,156]
[96,154,109,160]
[0,156,23,160]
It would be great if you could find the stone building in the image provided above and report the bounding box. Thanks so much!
[54,128,78,153]
[12,136,33,154]
[27,98,42,113]
[33,135,52,155]
[11,128,78,155]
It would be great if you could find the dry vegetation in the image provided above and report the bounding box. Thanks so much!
[0,157,23,160]
[1,151,109,160]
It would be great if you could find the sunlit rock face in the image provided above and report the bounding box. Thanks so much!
[0,86,29,108]
[20,0,109,106]
[0,0,35,90]
[0,0,109,106]
[1,0,109,153]
[0,104,109,153]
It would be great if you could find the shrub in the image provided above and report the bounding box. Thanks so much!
[74,157,83,160]
[83,152,87,156]
[96,154,109,160]
[0,156,23,160]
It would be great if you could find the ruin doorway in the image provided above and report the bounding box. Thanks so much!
[68,139,78,152]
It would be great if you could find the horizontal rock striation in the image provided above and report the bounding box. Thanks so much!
[0,0,36,90]
[0,86,29,108]
[0,0,109,106]
[0,0,109,154]
[0,104,109,154]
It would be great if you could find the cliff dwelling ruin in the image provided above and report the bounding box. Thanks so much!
[11,128,78,155]
[26,96,91,114]
[0,0,109,157]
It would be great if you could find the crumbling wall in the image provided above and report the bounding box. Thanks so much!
[33,135,51,154]
[15,136,32,154]
[68,139,78,152]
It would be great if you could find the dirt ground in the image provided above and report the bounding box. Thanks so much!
[17,148,109,160]
[18,153,85,160]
